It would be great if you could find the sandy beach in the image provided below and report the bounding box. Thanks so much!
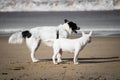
[0,36,120,80]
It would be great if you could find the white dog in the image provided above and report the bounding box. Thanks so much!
[52,31,92,64]
[8,19,80,62]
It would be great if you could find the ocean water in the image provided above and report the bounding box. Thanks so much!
[0,11,120,37]
[0,0,119,12]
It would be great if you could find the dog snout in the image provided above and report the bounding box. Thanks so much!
[77,27,80,30]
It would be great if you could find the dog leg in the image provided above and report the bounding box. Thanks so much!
[52,53,58,64]
[73,50,79,64]
[31,51,39,63]
[57,49,63,63]
[57,53,62,63]
[26,37,40,62]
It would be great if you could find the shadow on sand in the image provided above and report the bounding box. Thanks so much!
[39,56,120,64]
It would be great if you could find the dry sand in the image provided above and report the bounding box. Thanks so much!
[0,36,120,80]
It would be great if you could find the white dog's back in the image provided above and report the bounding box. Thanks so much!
[53,38,80,53]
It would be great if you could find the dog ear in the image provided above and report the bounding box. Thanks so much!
[81,31,85,36]
[89,31,92,36]
[64,19,69,23]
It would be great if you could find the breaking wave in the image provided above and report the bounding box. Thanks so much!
[0,0,120,12]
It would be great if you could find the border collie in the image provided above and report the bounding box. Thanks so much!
[8,19,80,62]
[52,31,92,64]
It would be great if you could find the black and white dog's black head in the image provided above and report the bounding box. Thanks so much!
[64,19,80,33]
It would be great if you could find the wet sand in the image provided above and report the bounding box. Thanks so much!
[0,36,120,80]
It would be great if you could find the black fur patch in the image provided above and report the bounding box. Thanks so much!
[64,19,68,23]
[56,30,59,39]
[68,21,80,33]
[22,31,31,38]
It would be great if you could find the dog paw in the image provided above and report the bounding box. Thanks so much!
[53,62,58,64]
[57,60,63,63]
[74,62,79,64]
[32,59,40,63]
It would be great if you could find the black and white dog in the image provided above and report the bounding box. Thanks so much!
[8,19,80,62]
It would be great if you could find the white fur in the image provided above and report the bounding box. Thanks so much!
[9,32,23,44]
[52,31,92,64]
[9,23,74,62]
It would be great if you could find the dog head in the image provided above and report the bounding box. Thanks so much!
[64,19,80,33]
[82,31,92,43]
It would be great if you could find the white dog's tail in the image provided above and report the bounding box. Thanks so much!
[8,30,31,44]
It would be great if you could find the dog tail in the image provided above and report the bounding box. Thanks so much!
[8,30,31,44]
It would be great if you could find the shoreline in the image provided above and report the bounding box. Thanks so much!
[0,29,120,37]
